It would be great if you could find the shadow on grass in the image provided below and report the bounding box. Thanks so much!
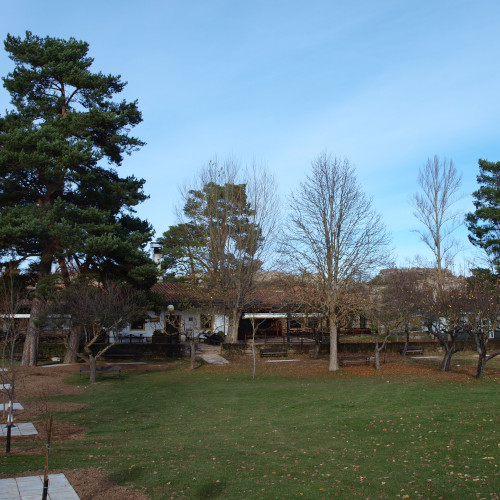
[196,480,226,498]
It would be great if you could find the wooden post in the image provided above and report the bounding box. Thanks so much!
[42,415,53,500]
[5,402,13,453]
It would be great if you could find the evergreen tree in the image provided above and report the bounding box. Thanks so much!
[159,181,262,342]
[159,159,278,342]
[0,32,157,365]
[466,159,500,270]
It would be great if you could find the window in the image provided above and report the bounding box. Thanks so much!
[165,315,181,334]
[200,314,213,329]
[130,320,145,331]
[307,317,320,329]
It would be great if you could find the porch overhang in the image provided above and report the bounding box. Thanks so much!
[242,312,322,320]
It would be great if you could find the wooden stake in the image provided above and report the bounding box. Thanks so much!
[42,414,53,500]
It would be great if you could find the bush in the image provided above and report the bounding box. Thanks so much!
[38,343,66,360]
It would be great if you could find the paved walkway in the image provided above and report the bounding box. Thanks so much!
[41,364,72,368]
[0,473,79,499]
[265,359,301,363]
[0,403,23,411]
[195,344,229,365]
[198,352,229,364]
[0,423,37,437]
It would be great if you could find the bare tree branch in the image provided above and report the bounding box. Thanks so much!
[282,152,391,371]
[412,155,462,280]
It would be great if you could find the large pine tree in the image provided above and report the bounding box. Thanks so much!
[0,32,157,365]
[159,181,263,342]
[466,159,500,271]
[158,159,278,343]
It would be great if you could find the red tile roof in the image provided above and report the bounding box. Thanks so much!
[152,281,313,311]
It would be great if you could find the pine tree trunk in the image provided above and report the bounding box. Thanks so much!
[328,314,338,371]
[64,326,81,364]
[21,296,44,366]
[21,258,51,367]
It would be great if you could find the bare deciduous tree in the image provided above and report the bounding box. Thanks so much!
[49,281,145,382]
[0,263,30,452]
[243,313,269,379]
[420,272,469,372]
[365,274,404,370]
[369,268,426,358]
[465,271,500,379]
[283,153,391,371]
[412,156,462,285]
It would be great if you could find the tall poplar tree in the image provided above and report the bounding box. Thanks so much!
[411,155,462,287]
[0,32,157,365]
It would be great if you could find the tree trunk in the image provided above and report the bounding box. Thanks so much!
[440,334,465,372]
[21,257,52,366]
[313,328,320,359]
[313,341,320,360]
[476,353,487,379]
[440,346,453,372]
[328,314,338,371]
[21,296,44,366]
[252,330,257,380]
[402,326,410,356]
[89,354,97,383]
[374,336,381,370]
[190,338,196,370]
[63,326,82,364]
[228,308,241,344]
[474,335,487,379]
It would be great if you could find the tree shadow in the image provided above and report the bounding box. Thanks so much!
[195,480,226,498]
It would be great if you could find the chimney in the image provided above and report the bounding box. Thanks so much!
[150,242,162,269]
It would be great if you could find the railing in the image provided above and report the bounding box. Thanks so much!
[242,331,318,345]
[116,334,146,344]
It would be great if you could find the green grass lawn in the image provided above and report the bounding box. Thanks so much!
[2,358,499,499]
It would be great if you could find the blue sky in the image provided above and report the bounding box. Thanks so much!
[2,0,500,270]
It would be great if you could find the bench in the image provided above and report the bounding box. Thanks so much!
[400,345,424,355]
[260,347,288,358]
[339,356,371,367]
[79,365,122,378]
[104,352,138,359]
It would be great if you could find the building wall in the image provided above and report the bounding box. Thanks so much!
[112,308,228,341]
